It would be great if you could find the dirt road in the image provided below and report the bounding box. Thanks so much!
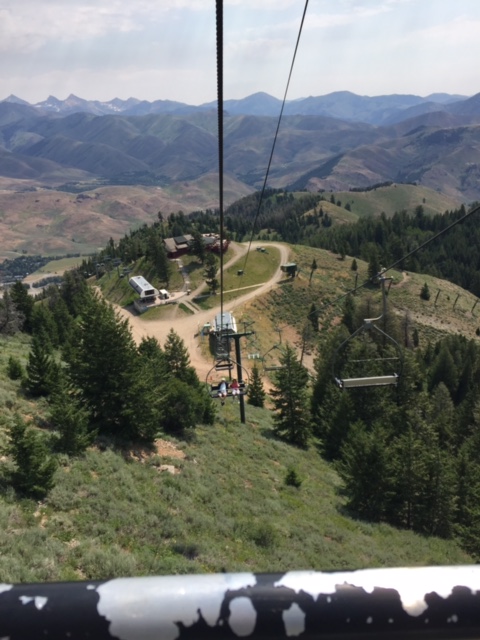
[115,242,290,380]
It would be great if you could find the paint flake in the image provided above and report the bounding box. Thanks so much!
[97,573,256,640]
[275,567,480,618]
[282,603,305,637]
[228,597,256,637]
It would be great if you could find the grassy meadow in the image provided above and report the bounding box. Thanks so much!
[330,184,461,219]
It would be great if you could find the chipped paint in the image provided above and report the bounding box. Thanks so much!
[282,602,305,637]
[96,573,256,640]
[228,597,256,636]
[275,566,480,617]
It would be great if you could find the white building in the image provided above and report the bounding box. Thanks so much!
[214,312,237,334]
[129,275,159,301]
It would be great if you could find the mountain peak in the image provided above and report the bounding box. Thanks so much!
[2,94,30,105]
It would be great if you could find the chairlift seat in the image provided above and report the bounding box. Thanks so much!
[215,361,234,371]
[336,374,399,389]
[264,365,285,372]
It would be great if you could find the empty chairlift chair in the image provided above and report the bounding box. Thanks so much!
[333,277,402,389]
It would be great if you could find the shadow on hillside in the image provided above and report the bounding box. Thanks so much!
[258,427,309,450]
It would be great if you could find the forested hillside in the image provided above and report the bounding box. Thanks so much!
[3,197,480,579]
[225,189,480,297]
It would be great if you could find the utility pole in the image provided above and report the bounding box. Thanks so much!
[231,329,254,424]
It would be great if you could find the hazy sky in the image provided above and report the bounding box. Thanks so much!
[1,0,479,105]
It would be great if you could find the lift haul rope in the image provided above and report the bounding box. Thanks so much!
[216,0,225,331]
[240,1,309,276]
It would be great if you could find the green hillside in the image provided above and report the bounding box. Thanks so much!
[329,184,461,218]
[3,237,480,581]
[0,331,471,582]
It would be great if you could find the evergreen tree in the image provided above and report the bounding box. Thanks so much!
[247,365,266,408]
[7,355,24,381]
[49,295,75,346]
[309,258,317,285]
[203,252,219,294]
[146,232,171,285]
[351,258,358,272]
[308,303,319,332]
[64,293,155,440]
[456,433,480,555]
[24,335,59,397]
[60,269,89,317]
[367,248,381,281]
[30,303,59,349]
[429,344,458,398]
[413,327,420,348]
[420,282,431,300]
[270,344,311,447]
[49,388,94,456]
[163,329,198,385]
[388,397,455,536]
[191,229,206,264]
[159,378,209,435]
[342,294,356,333]
[338,420,393,521]
[0,290,24,335]
[6,415,57,498]
[10,281,34,332]
[138,336,169,385]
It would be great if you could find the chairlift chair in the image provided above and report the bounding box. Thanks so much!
[333,276,402,390]
[262,340,286,373]
[206,361,249,400]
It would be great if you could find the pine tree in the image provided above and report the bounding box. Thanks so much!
[10,281,34,333]
[6,415,57,498]
[138,336,169,385]
[60,269,89,317]
[203,252,219,294]
[64,293,152,439]
[163,328,198,385]
[420,282,431,300]
[338,420,393,521]
[456,435,480,555]
[247,365,266,407]
[342,294,356,333]
[49,388,94,456]
[25,335,59,397]
[191,229,206,264]
[308,303,319,332]
[270,344,311,447]
[367,248,381,281]
[159,378,206,435]
[429,344,458,397]
[30,303,59,349]
[146,232,171,285]
[309,258,317,285]
[7,356,24,381]
[0,290,24,335]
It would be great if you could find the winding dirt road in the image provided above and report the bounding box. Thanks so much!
[115,242,290,379]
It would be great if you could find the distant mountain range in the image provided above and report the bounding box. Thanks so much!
[1,90,480,202]
[0,90,470,124]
